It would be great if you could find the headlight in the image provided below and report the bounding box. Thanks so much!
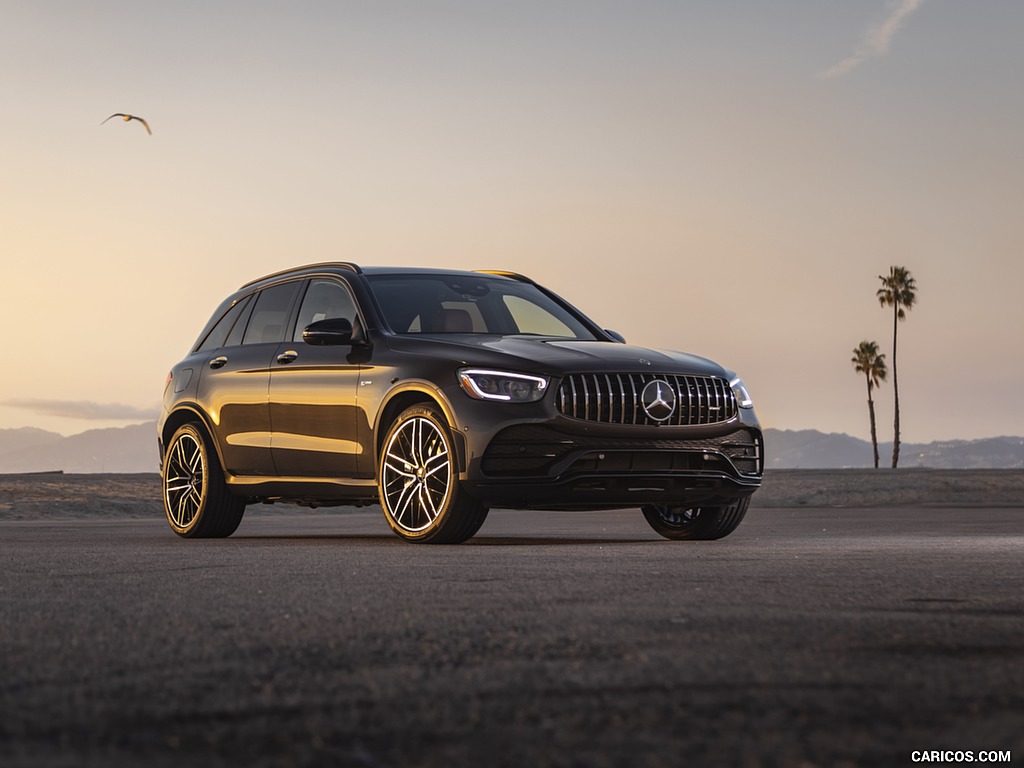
[730,377,754,409]
[458,369,549,403]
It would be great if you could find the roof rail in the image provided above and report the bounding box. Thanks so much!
[473,270,535,284]
[240,262,362,289]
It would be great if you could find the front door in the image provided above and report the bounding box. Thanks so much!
[269,278,363,478]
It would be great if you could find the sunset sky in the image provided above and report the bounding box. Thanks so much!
[2,1,1022,444]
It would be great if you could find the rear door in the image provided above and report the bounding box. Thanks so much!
[197,280,301,476]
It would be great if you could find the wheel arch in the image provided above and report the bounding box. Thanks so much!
[373,383,467,475]
[160,406,224,472]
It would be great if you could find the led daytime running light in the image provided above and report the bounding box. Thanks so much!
[458,369,548,402]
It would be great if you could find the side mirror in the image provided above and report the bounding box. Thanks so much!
[604,329,627,344]
[302,317,354,346]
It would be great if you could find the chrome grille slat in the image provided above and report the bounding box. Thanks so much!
[672,376,684,426]
[615,374,625,424]
[556,373,737,426]
[688,378,696,428]
[602,374,610,423]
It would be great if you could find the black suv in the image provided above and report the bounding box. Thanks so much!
[159,263,763,543]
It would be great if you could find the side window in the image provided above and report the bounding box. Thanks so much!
[196,294,253,352]
[224,295,256,348]
[292,279,359,342]
[242,282,301,346]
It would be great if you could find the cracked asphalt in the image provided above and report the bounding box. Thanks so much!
[1,506,1022,767]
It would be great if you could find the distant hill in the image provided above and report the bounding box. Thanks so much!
[2,422,1023,473]
[765,429,1024,469]
[0,423,159,474]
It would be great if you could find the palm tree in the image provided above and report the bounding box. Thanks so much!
[876,266,917,468]
[851,341,887,468]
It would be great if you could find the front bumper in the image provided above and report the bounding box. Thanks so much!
[449,391,763,510]
[465,469,760,510]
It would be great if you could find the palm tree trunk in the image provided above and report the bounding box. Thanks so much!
[866,376,879,469]
[891,303,900,469]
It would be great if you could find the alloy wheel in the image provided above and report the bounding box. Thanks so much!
[164,431,207,530]
[654,506,701,527]
[381,416,453,533]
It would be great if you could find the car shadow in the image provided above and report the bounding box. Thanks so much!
[230,533,660,546]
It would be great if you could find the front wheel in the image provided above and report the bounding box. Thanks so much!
[378,405,488,543]
[162,422,245,538]
[641,497,750,541]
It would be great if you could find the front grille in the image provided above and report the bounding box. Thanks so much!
[556,373,737,426]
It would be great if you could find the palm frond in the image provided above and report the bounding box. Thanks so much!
[851,340,887,388]
[878,266,917,316]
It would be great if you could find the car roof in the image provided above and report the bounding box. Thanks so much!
[360,266,512,278]
[240,262,527,289]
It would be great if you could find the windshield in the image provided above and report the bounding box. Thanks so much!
[365,274,599,340]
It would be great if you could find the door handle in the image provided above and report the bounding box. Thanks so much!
[276,350,298,364]
[209,355,228,369]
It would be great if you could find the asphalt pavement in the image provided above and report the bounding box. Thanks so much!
[1,506,1021,767]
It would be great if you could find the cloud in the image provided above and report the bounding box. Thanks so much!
[2,399,159,421]
[818,0,925,79]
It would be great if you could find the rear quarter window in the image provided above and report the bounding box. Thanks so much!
[196,294,253,352]
[242,282,301,345]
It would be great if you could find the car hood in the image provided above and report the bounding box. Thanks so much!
[386,335,728,377]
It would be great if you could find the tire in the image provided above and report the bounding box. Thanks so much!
[641,497,750,541]
[162,422,245,538]
[378,404,488,543]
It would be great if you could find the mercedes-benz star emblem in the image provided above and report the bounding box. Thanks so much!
[641,379,676,422]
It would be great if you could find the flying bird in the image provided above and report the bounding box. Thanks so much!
[101,113,152,135]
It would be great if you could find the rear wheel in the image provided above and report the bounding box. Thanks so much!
[163,422,245,538]
[378,405,488,543]
[641,497,750,541]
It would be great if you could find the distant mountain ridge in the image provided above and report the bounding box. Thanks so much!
[766,429,1024,469]
[0,423,159,474]
[1,422,1023,473]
